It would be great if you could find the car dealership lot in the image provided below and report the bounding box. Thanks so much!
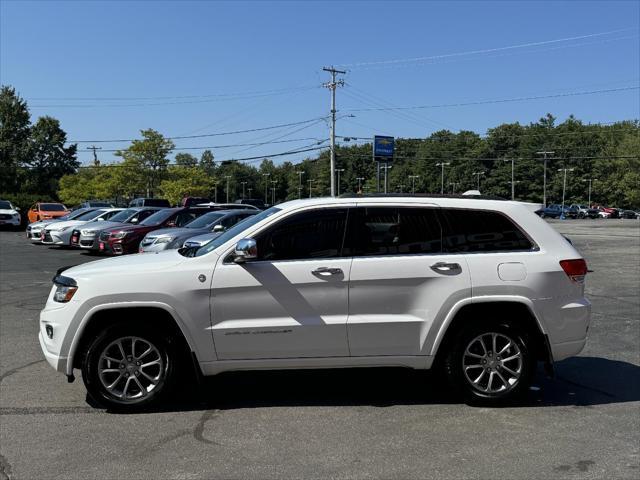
[1,220,639,479]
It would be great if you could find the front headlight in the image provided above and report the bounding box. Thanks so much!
[53,285,78,303]
[154,236,172,244]
[81,229,96,236]
[111,231,128,239]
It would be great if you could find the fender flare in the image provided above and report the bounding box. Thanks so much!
[65,301,198,377]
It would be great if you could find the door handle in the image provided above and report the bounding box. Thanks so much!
[430,262,461,274]
[312,267,343,275]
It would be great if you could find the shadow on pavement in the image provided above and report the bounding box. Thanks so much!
[102,356,640,414]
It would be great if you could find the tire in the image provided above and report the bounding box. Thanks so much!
[81,322,179,411]
[443,322,535,406]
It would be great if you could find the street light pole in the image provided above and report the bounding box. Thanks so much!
[537,151,555,206]
[449,182,459,194]
[435,162,450,194]
[558,168,575,215]
[240,181,247,199]
[262,173,270,205]
[504,158,516,200]
[582,178,597,206]
[335,168,345,196]
[472,171,485,190]
[296,170,304,199]
[356,177,365,193]
[213,182,218,203]
[224,175,231,203]
[271,180,277,205]
[308,179,315,198]
[408,175,420,194]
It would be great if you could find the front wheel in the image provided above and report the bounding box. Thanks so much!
[443,323,535,406]
[81,324,178,411]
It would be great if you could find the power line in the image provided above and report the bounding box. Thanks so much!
[67,117,327,143]
[337,27,638,69]
[344,86,639,112]
[30,86,321,108]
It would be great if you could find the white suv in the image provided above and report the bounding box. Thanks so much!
[39,196,591,409]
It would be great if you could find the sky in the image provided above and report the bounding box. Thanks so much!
[1,0,638,167]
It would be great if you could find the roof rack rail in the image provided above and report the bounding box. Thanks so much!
[338,193,507,201]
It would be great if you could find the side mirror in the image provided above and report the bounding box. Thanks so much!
[233,238,257,263]
[130,217,138,224]
[96,217,104,221]
[166,221,177,227]
[212,224,225,232]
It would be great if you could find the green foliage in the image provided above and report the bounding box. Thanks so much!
[159,166,217,205]
[175,153,198,167]
[0,86,31,193]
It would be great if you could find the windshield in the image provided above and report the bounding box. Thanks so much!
[76,209,108,221]
[0,201,12,209]
[184,211,225,229]
[41,203,67,211]
[140,209,177,226]
[192,207,280,257]
[109,208,138,223]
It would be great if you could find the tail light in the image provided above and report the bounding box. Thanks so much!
[560,259,588,284]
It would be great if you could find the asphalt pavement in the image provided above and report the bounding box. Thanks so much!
[1,219,639,480]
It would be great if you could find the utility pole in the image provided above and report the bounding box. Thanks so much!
[582,178,597,206]
[335,168,345,196]
[356,177,365,193]
[323,66,345,197]
[558,168,575,216]
[436,162,450,194]
[408,175,420,194]
[504,158,517,200]
[225,175,231,203]
[262,173,270,205]
[449,182,459,194]
[87,145,102,166]
[296,170,304,199]
[537,151,555,206]
[472,171,485,190]
[240,181,247,199]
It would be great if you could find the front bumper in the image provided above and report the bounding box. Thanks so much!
[39,330,67,373]
[0,217,20,226]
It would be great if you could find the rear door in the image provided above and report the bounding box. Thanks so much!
[346,205,472,356]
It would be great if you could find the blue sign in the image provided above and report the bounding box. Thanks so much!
[374,136,394,158]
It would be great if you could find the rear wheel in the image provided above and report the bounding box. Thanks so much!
[82,323,178,411]
[444,323,535,406]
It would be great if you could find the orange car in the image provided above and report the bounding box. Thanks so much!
[27,202,70,223]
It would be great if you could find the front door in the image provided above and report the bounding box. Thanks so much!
[210,207,353,360]
[346,205,472,356]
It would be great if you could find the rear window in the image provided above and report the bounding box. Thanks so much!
[440,209,534,252]
[40,203,66,211]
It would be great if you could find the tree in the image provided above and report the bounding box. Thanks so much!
[115,129,174,197]
[200,149,216,175]
[0,86,31,193]
[26,116,79,197]
[175,152,198,167]
[159,166,217,205]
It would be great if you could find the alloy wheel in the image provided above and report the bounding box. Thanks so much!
[462,332,522,394]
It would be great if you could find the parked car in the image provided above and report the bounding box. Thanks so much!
[568,204,589,219]
[27,202,69,223]
[181,231,223,249]
[619,209,638,219]
[597,206,618,219]
[95,207,215,255]
[74,201,115,210]
[70,207,164,250]
[128,198,171,208]
[41,208,124,246]
[40,196,591,410]
[181,196,211,207]
[0,200,21,228]
[27,208,97,242]
[536,204,570,219]
[196,202,259,211]
[584,207,600,219]
[139,209,257,253]
[234,198,266,209]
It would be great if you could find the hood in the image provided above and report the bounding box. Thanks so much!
[147,226,207,239]
[29,218,65,228]
[78,220,126,234]
[45,219,86,231]
[0,208,19,215]
[183,231,222,245]
[63,249,187,279]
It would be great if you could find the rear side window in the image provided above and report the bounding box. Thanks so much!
[256,208,348,261]
[441,209,534,252]
[345,207,442,256]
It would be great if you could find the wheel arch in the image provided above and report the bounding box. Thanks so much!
[68,303,198,375]
[431,297,552,369]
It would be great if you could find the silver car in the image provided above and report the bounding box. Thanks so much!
[26,208,96,242]
[140,210,257,253]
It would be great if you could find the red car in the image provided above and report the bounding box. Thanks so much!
[95,207,213,255]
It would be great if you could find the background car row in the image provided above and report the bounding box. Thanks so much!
[22,202,260,256]
[536,203,640,219]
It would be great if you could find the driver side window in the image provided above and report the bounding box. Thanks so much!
[255,208,348,261]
